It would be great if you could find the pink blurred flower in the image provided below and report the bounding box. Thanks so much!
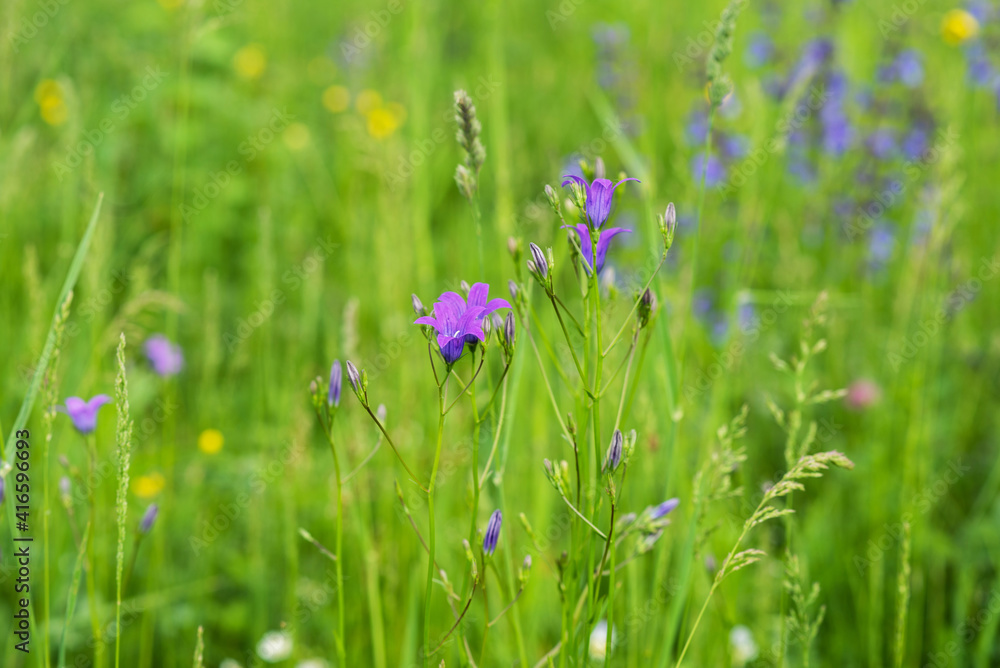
[846,379,881,410]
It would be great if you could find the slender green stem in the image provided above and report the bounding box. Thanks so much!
[550,295,586,382]
[601,255,665,357]
[557,494,607,540]
[362,403,427,492]
[424,377,448,668]
[84,435,104,668]
[324,424,347,665]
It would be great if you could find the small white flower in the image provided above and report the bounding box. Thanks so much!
[588,619,617,661]
[296,660,329,668]
[257,630,293,663]
[729,625,759,666]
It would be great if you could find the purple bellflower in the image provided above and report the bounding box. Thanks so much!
[144,335,183,377]
[562,224,631,276]
[415,283,511,364]
[483,509,502,555]
[561,175,639,229]
[62,395,112,434]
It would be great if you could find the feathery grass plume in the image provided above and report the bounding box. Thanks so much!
[705,0,745,108]
[42,290,73,666]
[453,89,486,200]
[894,522,912,668]
[192,626,204,668]
[675,443,853,666]
[784,555,827,668]
[113,333,134,668]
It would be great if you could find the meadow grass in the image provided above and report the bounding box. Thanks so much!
[2,0,999,667]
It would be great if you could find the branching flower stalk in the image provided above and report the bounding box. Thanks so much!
[518,160,676,666]
[308,363,347,666]
[674,449,854,667]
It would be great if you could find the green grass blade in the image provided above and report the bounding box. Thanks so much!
[58,522,91,668]
[3,193,104,462]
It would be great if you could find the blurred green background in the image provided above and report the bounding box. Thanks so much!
[2,0,1000,666]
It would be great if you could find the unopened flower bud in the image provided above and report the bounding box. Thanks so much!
[139,504,159,533]
[411,294,425,316]
[503,313,515,349]
[346,361,361,393]
[529,243,548,279]
[604,429,624,472]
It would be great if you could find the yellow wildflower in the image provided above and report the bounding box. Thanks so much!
[283,123,310,150]
[942,9,979,46]
[234,44,267,80]
[366,107,400,139]
[322,85,350,113]
[198,428,225,454]
[134,472,166,498]
[355,89,383,114]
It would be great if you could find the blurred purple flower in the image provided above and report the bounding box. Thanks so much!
[691,152,726,188]
[744,33,774,68]
[62,395,112,435]
[144,335,183,377]
[684,111,709,146]
[649,498,680,520]
[140,504,159,533]
[868,224,896,265]
[901,127,930,160]
[895,50,924,87]
[866,129,897,160]
[329,360,342,407]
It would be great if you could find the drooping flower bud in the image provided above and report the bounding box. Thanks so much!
[638,289,657,328]
[411,294,426,316]
[346,360,361,393]
[529,242,548,279]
